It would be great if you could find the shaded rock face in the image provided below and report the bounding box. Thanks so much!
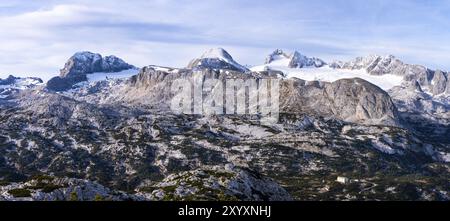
[431,70,448,95]
[280,78,399,126]
[46,52,134,91]
[412,81,424,93]
[324,78,399,125]
[447,76,450,94]
[46,75,87,92]
[187,48,249,72]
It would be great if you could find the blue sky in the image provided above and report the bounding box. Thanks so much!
[1,0,449,80]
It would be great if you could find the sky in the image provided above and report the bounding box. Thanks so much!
[0,0,449,81]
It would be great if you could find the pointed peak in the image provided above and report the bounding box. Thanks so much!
[291,50,304,56]
[200,48,233,60]
[188,48,249,72]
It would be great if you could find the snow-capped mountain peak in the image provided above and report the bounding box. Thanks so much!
[200,48,234,61]
[187,48,249,72]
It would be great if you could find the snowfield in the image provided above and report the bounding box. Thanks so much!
[251,65,404,91]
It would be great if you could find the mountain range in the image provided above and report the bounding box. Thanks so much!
[0,48,448,201]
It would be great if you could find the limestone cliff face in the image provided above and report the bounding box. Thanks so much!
[324,78,399,126]
[123,67,400,126]
[279,78,399,126]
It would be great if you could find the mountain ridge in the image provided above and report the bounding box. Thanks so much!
[265,49,326,68]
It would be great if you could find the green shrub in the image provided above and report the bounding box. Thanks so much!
[28,182,62,193]
[0,180,10,186]
[31,174,54,182]
[139,186,157,193]
[70,192,78,201]
[94,194,104,201]
[41,184,62,193]
[8,188,31,197]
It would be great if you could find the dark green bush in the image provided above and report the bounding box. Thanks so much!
[31,174,54,182]
[8,188,31,197]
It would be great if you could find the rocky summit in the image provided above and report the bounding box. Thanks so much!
[46,52,135,91]
[265,49,326,68]
[0,49,448,201]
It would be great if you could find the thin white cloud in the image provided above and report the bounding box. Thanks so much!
[0,0,449,81]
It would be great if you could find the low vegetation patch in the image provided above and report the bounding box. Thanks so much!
[8,188,31,198]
